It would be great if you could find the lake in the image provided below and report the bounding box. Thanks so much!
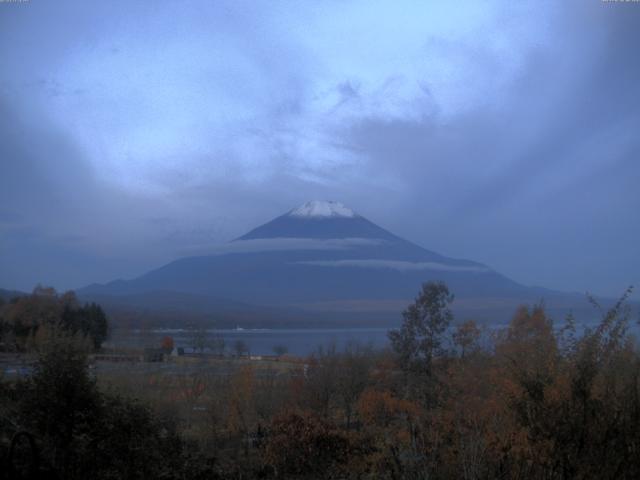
[106,327,394,356]
[105,319,620,357]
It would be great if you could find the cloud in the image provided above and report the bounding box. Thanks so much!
[180,237,386,256]
[0,0,637,299]
[295,259,490,273]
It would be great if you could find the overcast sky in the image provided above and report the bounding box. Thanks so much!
[1,0,638,299]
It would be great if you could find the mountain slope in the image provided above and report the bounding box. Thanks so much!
[79,201,595,325]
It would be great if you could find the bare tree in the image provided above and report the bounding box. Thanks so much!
[388,281,454,375]
[452,320,481,358]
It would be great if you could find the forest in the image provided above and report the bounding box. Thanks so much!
[1,282,639,479]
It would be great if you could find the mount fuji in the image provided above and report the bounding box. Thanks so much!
[79,201,592,327]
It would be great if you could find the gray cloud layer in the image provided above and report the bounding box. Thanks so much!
[0,0,638,298]
[193,238,386,256]
[295,260,490,273]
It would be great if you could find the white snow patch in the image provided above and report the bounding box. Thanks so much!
[289,200,356,218]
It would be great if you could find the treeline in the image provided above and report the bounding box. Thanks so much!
[0,286,108,351]
[1,282,639,479]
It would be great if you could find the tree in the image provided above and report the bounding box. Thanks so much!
[262,411,354,479]
[336,342,372,428]
[6,287,62,348]
[60,300,109,350]
[17,334,98,476]
[80,303,109,350]
[227,366,256,458]
[500,288,640,479]
[234,339,249,357]
[357,387,424,476]
[304,344,340,419]
[272,344,288,357]
[190,327,208,354]
[160,335,174,353]
[210,334,225,356]
[0,296,7,345]
[388,281,454,375]
[4,288,109,351]
[12,333,184,479]
[452,320,481,358]
[32,284,57,297]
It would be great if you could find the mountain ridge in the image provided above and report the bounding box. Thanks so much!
[77,200,603,326]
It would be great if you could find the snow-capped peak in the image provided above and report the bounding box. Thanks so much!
[289,200,357,218]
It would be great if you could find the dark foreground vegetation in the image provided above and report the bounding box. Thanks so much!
[1,282,639,479]
[0,285,108,352]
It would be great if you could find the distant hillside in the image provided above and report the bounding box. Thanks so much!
[0,288,27,302]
